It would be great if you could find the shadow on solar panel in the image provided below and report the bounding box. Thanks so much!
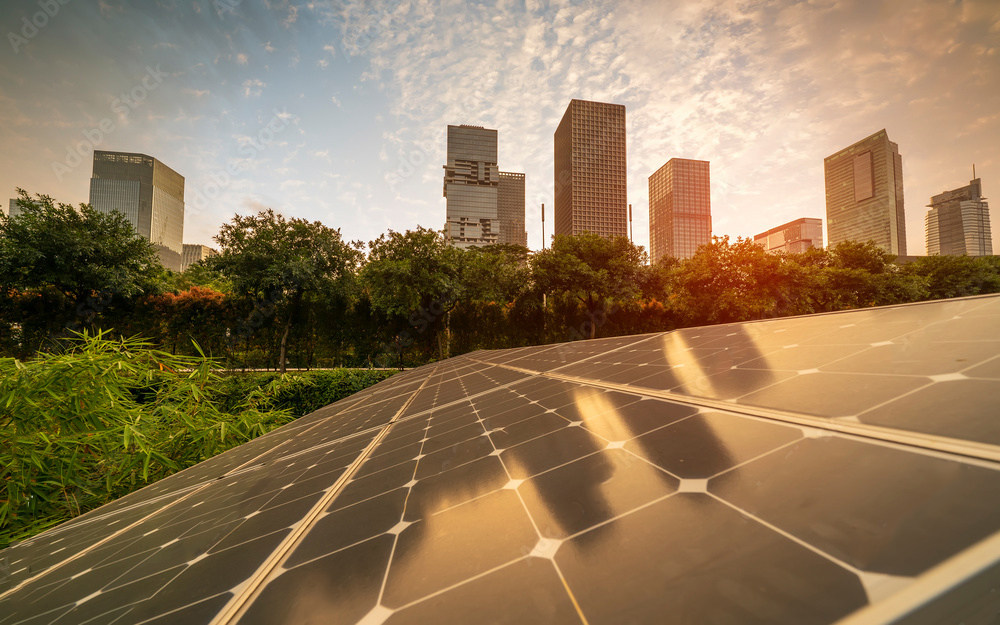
[2,295,999,624]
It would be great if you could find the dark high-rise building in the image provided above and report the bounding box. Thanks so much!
[5,198,26,219]
[443,125,500,249]
[754,217,824,254]
[824,129,906,255]
[497,172,527,247]
[553,99,627,239]
[89,150,185,271]
[181,244,219,272]
[648,158,711,261]
[926,178,992,256]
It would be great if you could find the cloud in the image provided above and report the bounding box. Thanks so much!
[182,88,210,99]
[236,53,249,66]
[241,79,266,98]
[331,96,341,108]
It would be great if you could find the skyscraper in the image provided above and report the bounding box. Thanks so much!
[824,129,906,255]
[754,218,824,254]
[648,158,711,262]
[89,150,185,271]
[443,125,500,249]
[926,178,992,256]
[497,172,527,247]
[553,99,627,239]
[5,198,26,219]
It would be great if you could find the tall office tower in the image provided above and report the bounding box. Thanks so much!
[89,150,185,271]
[497,172,527,246]
[553,99,627,239]
[648,158,711,262]
[443,125,500,249]
[824,129,906,255]
[5,198,26,218]
[926,178,992,256]
[754,217,824,254]
[181,244,219,272]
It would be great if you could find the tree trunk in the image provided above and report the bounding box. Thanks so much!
[278,321,290,373]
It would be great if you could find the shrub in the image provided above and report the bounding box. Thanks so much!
[0,332,295,548]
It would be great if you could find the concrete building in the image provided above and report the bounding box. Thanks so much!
[754,218,824,254]
[926,178,992,256]
[648,158,711,261]
[497,172,527,247]
[553,99,627,239]
[824,129,906,255]
[89,150,185,271]
[181,244,219,272]
[443,125,500,249]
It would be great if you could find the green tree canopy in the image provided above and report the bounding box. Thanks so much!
[362,227,464,318]
[0,190,163,302]
[531,233,647,338]
[209,209,362,372]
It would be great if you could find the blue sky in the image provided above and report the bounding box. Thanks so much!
[1,0,998,255]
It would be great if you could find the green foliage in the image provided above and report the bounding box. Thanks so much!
[0,332,295,548]
[209,209,363,372]
[211,369,397,416]
[362,227,464,318]
[0,190,163,301]
[532,233,647,338]
[902,254,1000,300]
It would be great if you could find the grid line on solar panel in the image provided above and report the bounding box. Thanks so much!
[208,362,443,625]
[221,370,1000,624]
[0,364,441,616]
[502,369,1000,465]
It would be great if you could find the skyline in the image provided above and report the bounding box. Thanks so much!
[1,0,998,255]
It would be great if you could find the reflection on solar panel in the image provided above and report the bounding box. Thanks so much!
[3,294,1000,624]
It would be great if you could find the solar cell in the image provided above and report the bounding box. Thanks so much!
[3,294,1000,624]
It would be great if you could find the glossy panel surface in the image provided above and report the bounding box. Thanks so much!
[4,295,1000,625]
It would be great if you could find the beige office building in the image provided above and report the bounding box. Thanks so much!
[823,129,906,255]
[648,158,711,262]
[553,99,627,239]
[754,218,824,254]
[497,172,527,247]
[181,244,219,271]
[926,178,992,256]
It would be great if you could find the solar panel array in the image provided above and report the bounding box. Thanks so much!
[2,294,1000,624]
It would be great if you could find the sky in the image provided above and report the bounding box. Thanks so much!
[1,0,998,256]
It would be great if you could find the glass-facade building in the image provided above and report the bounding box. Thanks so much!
[497,172,527,247]
[443,125,500,249]
[824,129,906,255]
[89,150,185,271]
[5,198,26,219]
[553,99,627,240]
[926,178,992,256]
[648,158,711,262]
[754,217,824,254]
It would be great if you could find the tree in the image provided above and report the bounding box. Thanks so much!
[531,233,646,339]
[0,190,164,355]
[669,236,793,326]
[361,228,465,362]
[902,254,1000,300]
[209,209,362,373]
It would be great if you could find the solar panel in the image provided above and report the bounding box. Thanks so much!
[2,294,999,624]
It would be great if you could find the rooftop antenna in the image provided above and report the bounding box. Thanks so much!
[973,164,976,180]
[541,203,546,249]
